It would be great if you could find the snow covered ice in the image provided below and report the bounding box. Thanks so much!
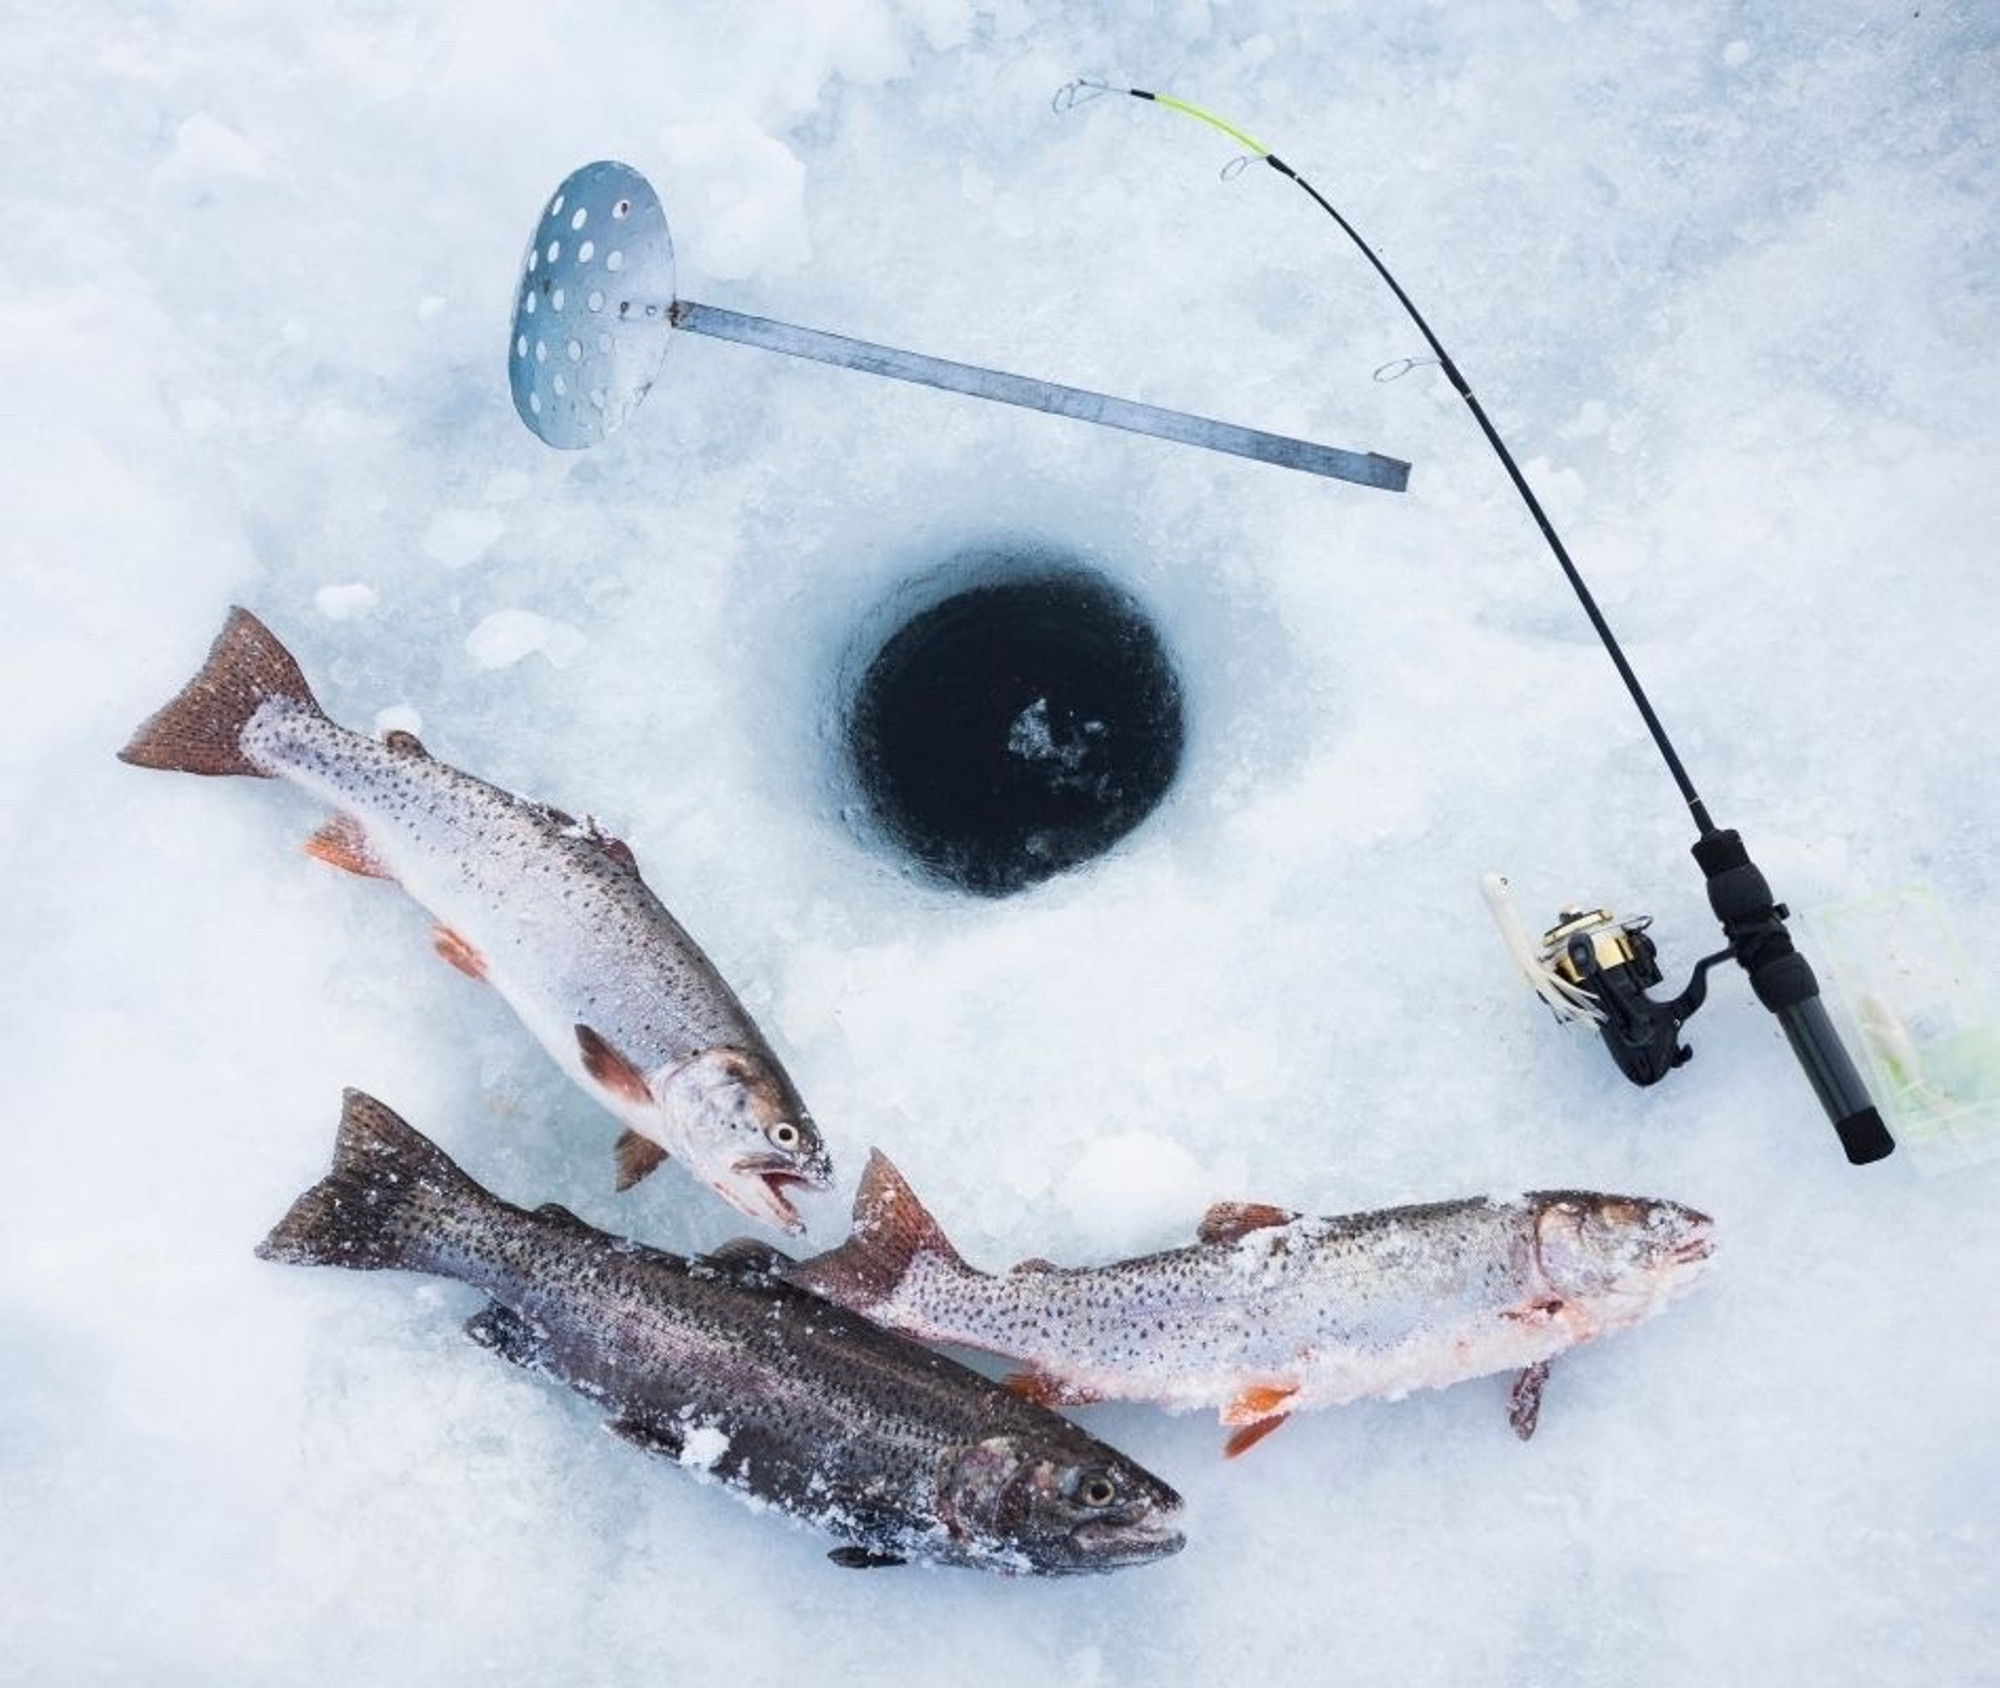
[3,2,1997,1684]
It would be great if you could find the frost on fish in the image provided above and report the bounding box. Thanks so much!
[786,1151,1716,1454]
[257,1092,1185,1577]
[118,607,832,1231]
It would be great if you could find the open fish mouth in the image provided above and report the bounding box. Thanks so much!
[1069,1513,1187,1566]
[725,1156,828,1235]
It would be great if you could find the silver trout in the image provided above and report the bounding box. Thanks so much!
[120,607,829,1230]
[259,1092,1185,1575]
[787,1152,1715,1454]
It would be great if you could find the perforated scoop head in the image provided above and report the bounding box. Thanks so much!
[509,161,676,449]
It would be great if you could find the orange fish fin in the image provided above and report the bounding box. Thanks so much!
[1003,1369,1100,1409]
[614,1128,669,1191]
[576,1025,654,1107]
[1223,1413,1292,1459]
[304,814,395,881]
[781,1150,968,1314]
[431,925,487,979]
[1010,1257,1058,1274]
[1198,1201,1300,1246]
[1220,1382,1299,1426]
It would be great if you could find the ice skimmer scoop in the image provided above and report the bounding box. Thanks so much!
[509,161,1410,491]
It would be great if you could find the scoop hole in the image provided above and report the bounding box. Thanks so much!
[570,207,588,230]
[577,240,595,263]
[605,250,624,272]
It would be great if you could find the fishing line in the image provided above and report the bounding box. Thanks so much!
[1064,79,1894,1164]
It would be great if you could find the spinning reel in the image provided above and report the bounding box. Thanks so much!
[1488,831,1897,1166]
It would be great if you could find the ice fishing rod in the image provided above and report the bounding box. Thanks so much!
[1063,78,1894,1164]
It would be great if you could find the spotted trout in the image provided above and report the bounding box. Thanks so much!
[259,1092,1185,1575]
[120,607,829,1230]
[787,1152,1715,1454]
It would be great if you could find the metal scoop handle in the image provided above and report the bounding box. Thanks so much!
[669,300,1410,491]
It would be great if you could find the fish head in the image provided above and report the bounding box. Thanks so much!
[652,1047,832,1235]
[1530,1192,1716,1318]
[938,1435,1185,1576]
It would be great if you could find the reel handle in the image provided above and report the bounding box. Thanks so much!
[1692,828,1895,1165]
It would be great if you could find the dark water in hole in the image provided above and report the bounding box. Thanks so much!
[848,569,1183,896]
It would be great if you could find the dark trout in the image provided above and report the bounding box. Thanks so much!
[258,1092,1185,1575]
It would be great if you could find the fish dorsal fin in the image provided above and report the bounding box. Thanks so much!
[580,814,640,874]
[828,1546,907,1570]
[1010,1257,1058,1274]
[304,814,395,881]
[534,1201,593,1231]
[703,1236,794,1275]
[577,1024,655,1108]
[1198,1201,1300,1246]
[613,1128,669,1191]
[383,728,428,758]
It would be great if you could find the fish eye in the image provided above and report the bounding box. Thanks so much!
[768,1121,800,1149]
[1078,1472,1118,1508]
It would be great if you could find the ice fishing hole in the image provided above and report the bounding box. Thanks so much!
[845,564,1183,897]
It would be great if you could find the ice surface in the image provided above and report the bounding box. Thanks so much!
[3,1,1997,1684]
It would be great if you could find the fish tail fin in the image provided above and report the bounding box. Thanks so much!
[785,1148,972,1313]
[119,606,322,776]
[257,1090,482,1274]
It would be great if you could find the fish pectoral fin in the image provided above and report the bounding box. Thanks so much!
[1197,1201,1300,1246]
[577,1025,656,1108]
[1509,1360,1553,1441]
[464,1302,555,1373]
[1220,1383,1299,1426]
[702,1236,795,1276]
[1003,1369,1101,1409]
[606,1416,684,1459]
[1223,1414,1292,1459]
[613,1129,670,1192]
[827,1546,907,1570]
[304,814,395,882]
[432,925,487,980]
